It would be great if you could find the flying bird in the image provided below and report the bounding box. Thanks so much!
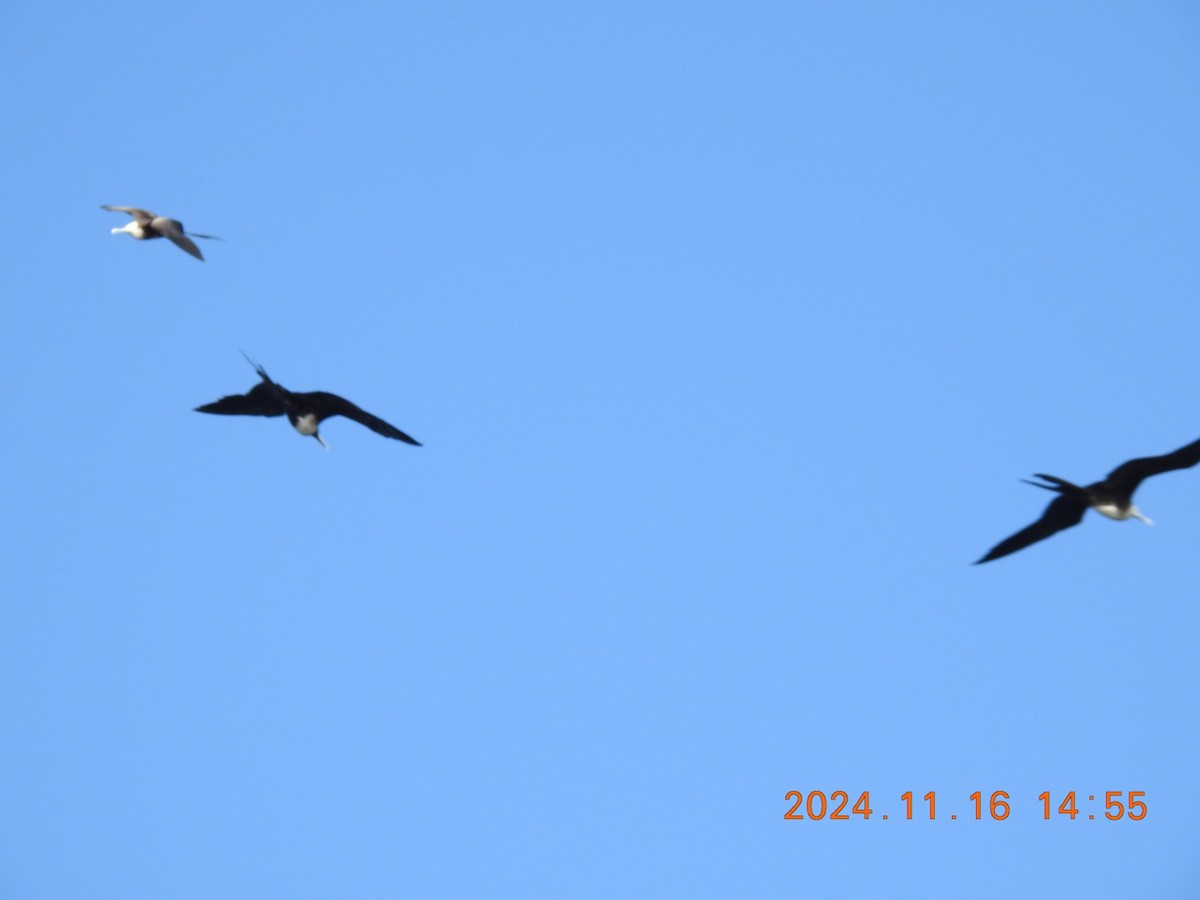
[101,205,219,260]
[976,435,1200,563]
[196,356,421,449]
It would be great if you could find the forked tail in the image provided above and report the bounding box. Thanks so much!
[238,349,274,387]
[1021,473,1085,496]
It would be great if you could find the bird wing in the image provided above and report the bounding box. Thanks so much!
[303,392,421,445]
[975,494,1088,564]
[101,205,154,224]
[1104,436,1200,496]
[151,217,205,260]
[195,382,285,417]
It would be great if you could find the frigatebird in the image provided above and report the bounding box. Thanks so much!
[101,205,219,260]
[196,357,421,449]
[976,435,1200,563]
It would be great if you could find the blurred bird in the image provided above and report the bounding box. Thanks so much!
[101,205,219,260]
[196,355,421,450]
[976,435,1200,563]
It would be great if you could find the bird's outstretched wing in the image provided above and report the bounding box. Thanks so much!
[975,494,1088,564]
[1104,437,1200,497]
[101,205,154,224]
[151,216,205,260]
[303,392,421,445]
[195,382,286,417]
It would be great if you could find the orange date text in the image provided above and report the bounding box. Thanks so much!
[783,790,1147,822]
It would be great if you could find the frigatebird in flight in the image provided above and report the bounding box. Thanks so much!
[196,356,421,449]
[976,435,1200,563]
[101,205,220,261]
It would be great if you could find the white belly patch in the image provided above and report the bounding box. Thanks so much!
[293,413,319,436]
[1093,502,1130,521]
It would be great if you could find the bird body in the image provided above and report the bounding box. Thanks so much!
[114,219,150,240]
[1093,498,1148,522]
[976,436,1200,563]
[196,359,421,449]
[101,205,218,260]
[1020,474,1149,523]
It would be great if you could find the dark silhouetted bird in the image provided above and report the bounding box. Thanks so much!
[196,357,421,449]
[976,435,1200,563]
[101,205,219,260]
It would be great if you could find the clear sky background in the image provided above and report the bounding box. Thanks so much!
[3,2,1200,897]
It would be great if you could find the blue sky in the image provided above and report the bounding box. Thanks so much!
[3,1,1200,896]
